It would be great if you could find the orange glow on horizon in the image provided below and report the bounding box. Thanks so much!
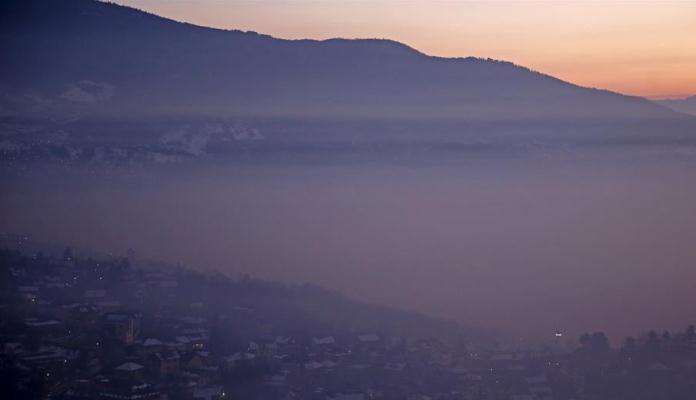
[112,0,696,99]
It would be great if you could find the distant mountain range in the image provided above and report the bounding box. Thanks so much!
[658,96,696,117]
[1,0,695,163]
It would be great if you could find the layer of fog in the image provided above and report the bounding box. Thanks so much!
[2,148,696,344]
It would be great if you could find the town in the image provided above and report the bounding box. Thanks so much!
[1,246,695,400]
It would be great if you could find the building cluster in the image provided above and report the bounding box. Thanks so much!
[2,249,696,400]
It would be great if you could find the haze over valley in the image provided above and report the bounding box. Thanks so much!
[2,0,696,345]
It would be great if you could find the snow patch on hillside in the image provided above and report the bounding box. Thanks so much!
[61,81,114,103]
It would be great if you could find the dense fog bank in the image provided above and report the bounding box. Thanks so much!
[3,148,696,343]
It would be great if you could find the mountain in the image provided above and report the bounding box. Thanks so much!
[0,0,681,120]
[658,96,696,117]
[1,0,695,163]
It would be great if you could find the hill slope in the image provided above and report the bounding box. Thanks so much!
[0,0,686,120]
[658,96,696,117]
[0,0,695,163]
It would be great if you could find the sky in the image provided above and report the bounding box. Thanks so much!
[110,0,696,99]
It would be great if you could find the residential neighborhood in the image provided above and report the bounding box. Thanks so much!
[2,247,696,400]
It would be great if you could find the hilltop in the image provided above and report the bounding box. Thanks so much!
[1,0,695,165]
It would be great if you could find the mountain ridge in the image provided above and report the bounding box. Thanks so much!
[658,96,696,116]
[0,0,685,122]
[1,0,695,165]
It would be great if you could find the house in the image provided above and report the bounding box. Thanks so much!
[189,336,208,351]
[648,362,672,373]
[102,312,140,344]
[528,386,553,399]
[67,304,100,325]
[192,385,224,400]
[114,362,145,381]
[147,350,180,377]
[175,334,207,351]
[509,395,534,400]
[304,360,337,370]
[159,280,179,289]
[384,362,406,372]
[24,318,63,334]
[96,301,122,312]
[356,333,382,352]
[83,289,107,300]
[357,334,380,343]
[141,338,165,355]
[182,351,213,371]
[18,285,39,294]
[313,336,336,346]
[223,352,256,370]
[275,337,302,358]
[263,374,287,387]
[98,381,159,400]
[327,392,367,400]
[21,346,76,368]
[2,342,23,355]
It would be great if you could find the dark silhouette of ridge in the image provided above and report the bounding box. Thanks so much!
[1,0,688,123]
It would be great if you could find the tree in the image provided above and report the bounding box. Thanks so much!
[644,330,661,361]
[661,330,671,345]
[621,336,636,355]
[590,332,610,353]
[62,247,73,262]
[126,248,136,262]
